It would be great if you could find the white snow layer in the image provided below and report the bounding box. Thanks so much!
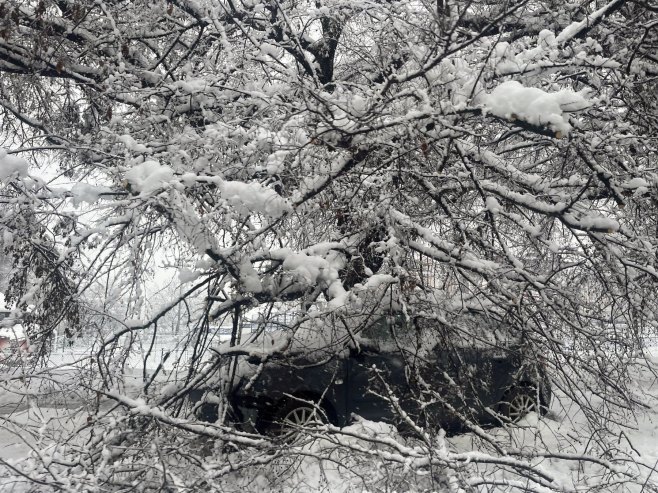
[556,0,623,44]
[280,252,336,285]
[481,81,591,135]
[122,160,290,216]
[0,150,28,181]
[124,160,175,194]
[71,183,112,205]
[220,180,292,218]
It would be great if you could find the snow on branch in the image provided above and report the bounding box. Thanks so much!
[480,81,592,137]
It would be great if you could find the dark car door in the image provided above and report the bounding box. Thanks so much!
[347,316,501,430]
[343,315,522,431]
[346,345,407,423]
[416,317,515,425]
[345,316,431,427]
[420,344,493,425]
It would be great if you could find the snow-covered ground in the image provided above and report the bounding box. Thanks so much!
[210,356,658,492]
[0,345,657,491]
[0,407,83,493]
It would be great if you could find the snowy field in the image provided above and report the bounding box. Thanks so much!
[1,381,657,492]
[0,342,657,491]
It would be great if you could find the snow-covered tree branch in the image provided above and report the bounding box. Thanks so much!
[0,0,656,490]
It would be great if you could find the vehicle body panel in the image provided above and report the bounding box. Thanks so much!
[198,315,552,433]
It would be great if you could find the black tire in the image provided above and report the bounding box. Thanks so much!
[500,386,544,423]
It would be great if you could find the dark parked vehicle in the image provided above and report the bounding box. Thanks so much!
[196,314,551,435]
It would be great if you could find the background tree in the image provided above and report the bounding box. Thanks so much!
[0,0,656,491]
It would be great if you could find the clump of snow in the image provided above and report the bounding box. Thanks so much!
[332,108,356,131]
[0,150,28,181]
[282,253,332,284]
[117,134,149,153]
[485,196,502,213]
[220,180,292,218]
[574,213,620,232]
[178,268,200,283]
[622,177,649,189]
[238,258,262,293]
[555,0,623,44]
[269,249,339,287]
[348,94,369,118]
[481,81,591,135]
[124,160,175,195]
[159,382,182,398]
[259,43,281,58]
[537,29,557,49]
[623,177,650,197]
[70,183,112,205]
[265,150,289,175]
[174,78,208,94]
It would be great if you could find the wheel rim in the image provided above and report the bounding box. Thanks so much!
[508,393,537,422]
[281,406,323,429]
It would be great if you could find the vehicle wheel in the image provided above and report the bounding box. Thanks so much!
[501,387,541,423]
[271,399,327,438]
